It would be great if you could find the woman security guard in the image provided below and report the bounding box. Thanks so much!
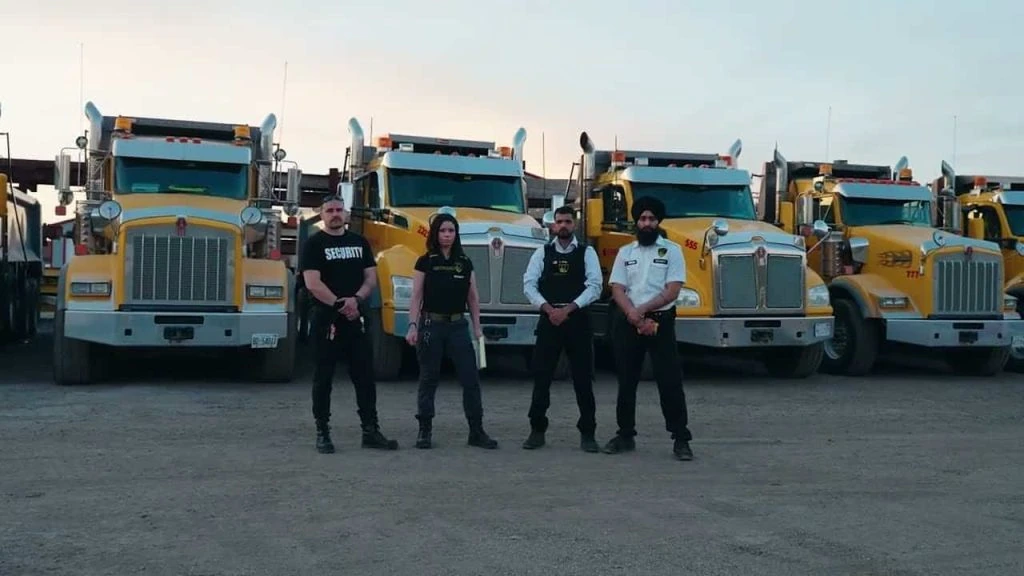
[405,212,499,450]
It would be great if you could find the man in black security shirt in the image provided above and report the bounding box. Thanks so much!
[301,195,398,454]
[521,205,603,452]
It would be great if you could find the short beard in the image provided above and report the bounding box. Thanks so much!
[637,227,659,246]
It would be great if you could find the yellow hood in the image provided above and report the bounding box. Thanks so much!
[848,224,1001,257]
[396,207,539,228]
[114,193,246,213]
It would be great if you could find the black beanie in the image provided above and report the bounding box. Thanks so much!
[631,195,666,222]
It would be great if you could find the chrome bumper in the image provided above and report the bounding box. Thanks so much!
[885,318,1015,348]
[62,309,290,348]
[677,316,834,347]
[391,310,541,345]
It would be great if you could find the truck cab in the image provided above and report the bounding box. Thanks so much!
[343,119,554,380]
[51,101,302,385]
[930,162,1024,370]
[575,132,834,378]
[763,150,1018,376]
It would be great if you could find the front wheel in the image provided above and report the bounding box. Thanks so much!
[254,311,297,383]
[366,307,404,381]
[947,346,1009,377]
[820,298,880,376]
[53,309,95,386]
[764,342,825,378]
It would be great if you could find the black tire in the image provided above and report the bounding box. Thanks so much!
[53,309,94,386]
[367,307,404,381]
[255,311,297,383]
[764,342,825,378]
[820,298,880,376]
[947,346,1010,377]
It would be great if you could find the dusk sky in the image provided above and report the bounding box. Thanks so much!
[1,0,1020,222]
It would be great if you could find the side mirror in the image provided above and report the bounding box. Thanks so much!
[551,193,565,211]
[286,167,302,204]
[811,219,830,239]
[542,211,555,228]
[54,153,71,195]
[711,218,729,237]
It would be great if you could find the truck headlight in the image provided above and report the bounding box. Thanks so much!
[70,281,111,296]
[392,276,413,307]
[675,287,700,308]
[247,284,284,299]
[878,296,909,309]
[1004,294,1018,310]
[807,285,830,307]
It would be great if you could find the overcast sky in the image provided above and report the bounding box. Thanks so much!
[2,0,1021,222]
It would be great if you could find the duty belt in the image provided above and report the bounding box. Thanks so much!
[644,307,676,321]
[425,312,464,322]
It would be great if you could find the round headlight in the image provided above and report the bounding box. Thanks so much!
[240,206,264,225]
[97,199,122,220]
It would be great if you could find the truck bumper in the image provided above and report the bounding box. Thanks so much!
[885,318,1015,348]
[677,316,835,347]
[391,310,541,346]
[63,309,290,348]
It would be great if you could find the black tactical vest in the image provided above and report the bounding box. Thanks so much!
[538,242,587,304]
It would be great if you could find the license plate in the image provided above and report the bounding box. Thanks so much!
[164,326,194,342]
[750,329,774,344]
[1013,336,1024,348]
[251,334,279,349]
[482,326,508,341]
[814,322,831,338]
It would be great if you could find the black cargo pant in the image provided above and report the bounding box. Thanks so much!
[415,315,484,425]
[528,307,596,436]
[310,307,380,428]
[610,306,692,441]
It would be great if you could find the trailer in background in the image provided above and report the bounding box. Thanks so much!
[1,172,43,343]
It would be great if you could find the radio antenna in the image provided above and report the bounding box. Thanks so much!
[278,61,288,143]
[952,114,958,166]
[825,105,832,161]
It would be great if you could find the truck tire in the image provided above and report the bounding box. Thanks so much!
[947,346,1010,377]
[367,307,403,381]
[14,274,39,340]
[53,309,94,386]
[1005,296,1024,372]
[255,311,297,383]
[820,298,879,376]
[764,342,824,378]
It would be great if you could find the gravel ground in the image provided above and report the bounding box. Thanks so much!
[2,323,1024,576]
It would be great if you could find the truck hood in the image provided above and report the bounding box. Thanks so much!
[114,194,247,226]
[660,217,802,250]
[846,225,1001,258]
[397,207,547,242]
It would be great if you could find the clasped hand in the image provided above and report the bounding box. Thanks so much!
[335,297,360,321]
[543,304,572,326]
[627,308,657,336]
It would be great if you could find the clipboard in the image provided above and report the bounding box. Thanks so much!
[470,333,488,370]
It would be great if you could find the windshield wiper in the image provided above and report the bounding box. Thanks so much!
[876,219,916,225]
[167,185,208,193]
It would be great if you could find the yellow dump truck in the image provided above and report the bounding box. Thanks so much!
[573,132,834,378]
[761,151,1017,376]
[929,162,1024,370]
[51,101,302,385]
[343,119,556,380]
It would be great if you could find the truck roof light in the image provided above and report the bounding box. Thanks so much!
[611,151,626,165]
[499,146,512,158]
[114,116,133,133]
[974,176,988,187]
[398,142,414,152]
[233,125,251,141]
[377,136,393,149]
[819,164,833,176]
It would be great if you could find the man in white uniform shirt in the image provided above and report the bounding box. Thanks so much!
[604,195,693,461]
[522,205,604,452]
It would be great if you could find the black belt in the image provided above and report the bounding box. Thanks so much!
[644,308,676,320]
[425,312,464,322]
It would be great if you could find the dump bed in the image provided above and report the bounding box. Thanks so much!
[2,184,42,265]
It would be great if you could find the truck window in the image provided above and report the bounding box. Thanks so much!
[630,182,756,220]
[1001,205,1024,237]
[114,157,248,200]
[386,169,525,214]
[837,197,931,227]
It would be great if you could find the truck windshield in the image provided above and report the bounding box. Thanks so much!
[387,169,525,214]
[114,157,248,200]
[1003,206,1024,236]
[630,183,757,220]
[838,196,932,227]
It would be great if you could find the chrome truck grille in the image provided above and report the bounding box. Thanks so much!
[933,252,1002,316]
[462,244,536,306]
[716,251,805,314]
[124,225,235,306]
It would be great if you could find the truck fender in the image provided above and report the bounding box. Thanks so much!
[827,278,875,318]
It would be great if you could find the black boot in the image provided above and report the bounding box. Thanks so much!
[416,417,432,449]
[580,433,600,453]
[522,430,545,450]
[362,423,399,450]
[468,421,498,449]
[673,438,694,461]
[315,420,335,454]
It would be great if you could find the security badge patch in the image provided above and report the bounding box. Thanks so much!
[653,246,669,264]
[557,259,569,274]
[657,247,667,257]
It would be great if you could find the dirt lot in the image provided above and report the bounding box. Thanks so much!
[2,325,1024,576]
